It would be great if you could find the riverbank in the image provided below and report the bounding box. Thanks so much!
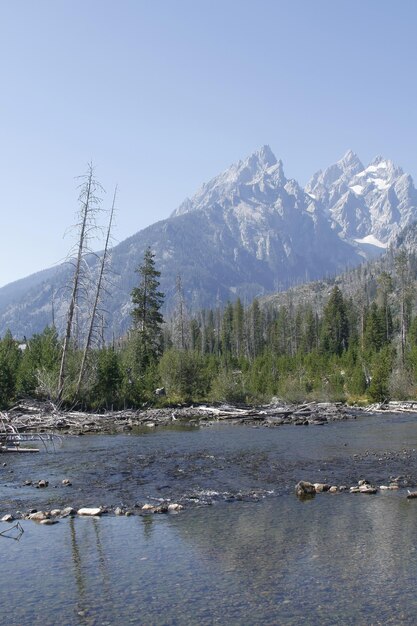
[3,397,409,435]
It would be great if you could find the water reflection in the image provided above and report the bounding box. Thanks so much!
[0,493,416,625]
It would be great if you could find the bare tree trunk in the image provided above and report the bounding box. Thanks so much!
[75,187,116,399]
[57,165,96,402]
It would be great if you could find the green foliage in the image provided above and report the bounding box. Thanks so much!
[209,368,249,404]
[0,331,22,407]
[4,250,417,407]
[368,346,393,402]
[321,286,349,355]
[131,247,164,369]
[17,327,60,397]
[159,349,211,401]
[92,348,123,409]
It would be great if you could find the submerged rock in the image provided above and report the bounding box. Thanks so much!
[1,514,14,523]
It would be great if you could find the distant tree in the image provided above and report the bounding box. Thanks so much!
[0,331,21,407]
[395,251,412,365]
[131,247,164,370]
[363,302,386,353]
[368,346,393,402]
[377,271,393,343]
[92,347,122,409]
[17,326,60,397]
[232,298,244,358]
[321,286,349,355]
[171,274,190,350]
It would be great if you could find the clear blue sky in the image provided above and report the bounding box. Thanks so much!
[1,0,417,287]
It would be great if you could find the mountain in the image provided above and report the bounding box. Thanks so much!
[306,150,417,244]
[1,146,417,339]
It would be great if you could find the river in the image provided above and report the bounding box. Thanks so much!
[0,413,417,624]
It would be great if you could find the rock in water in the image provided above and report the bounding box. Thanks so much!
[359,484,377,494]
[77,507,102,516]
[295,481,316,498]
[28,511,49,521]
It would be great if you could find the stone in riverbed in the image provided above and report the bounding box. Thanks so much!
[328,486,338,493]
[77,507,102,516]
[313,483,330,493]
[40,519,59,525]
[359,484,377,494]
[62,479,72,486]
[61,507,76,517]
[168,503,183,512]
[141,503,155,511]
[114,507,124,516]
[29,511,50,521]
[37,480,49,488]
[50,509,61,517]
[295,481,316,498]
[1,514,14,522]
[406,491,417,499]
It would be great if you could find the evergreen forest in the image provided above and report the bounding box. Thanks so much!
[2,243,417,410]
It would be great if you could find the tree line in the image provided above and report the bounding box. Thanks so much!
[1,235,417,409]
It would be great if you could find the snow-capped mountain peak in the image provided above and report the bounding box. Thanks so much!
[307,152,417,243]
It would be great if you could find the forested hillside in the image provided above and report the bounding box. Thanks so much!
[1,243,417,409]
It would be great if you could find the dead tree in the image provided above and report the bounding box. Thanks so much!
[57,164,103,402]
[74,187,117,399]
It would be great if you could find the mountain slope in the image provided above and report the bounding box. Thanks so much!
[1,146,416,338]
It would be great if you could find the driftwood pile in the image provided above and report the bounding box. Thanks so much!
[363,400,417,413]
[2,397,416,437]
[0,399,359,436]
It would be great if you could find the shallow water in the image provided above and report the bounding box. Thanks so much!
[1,493,417,625]
[1,412,417,512]
[1,413,417,624]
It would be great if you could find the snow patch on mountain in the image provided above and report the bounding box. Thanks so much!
[354,234,387,249]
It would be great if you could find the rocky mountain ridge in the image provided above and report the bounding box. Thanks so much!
[1,146,416,338]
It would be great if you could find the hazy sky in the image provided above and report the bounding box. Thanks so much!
[1,0,417,287]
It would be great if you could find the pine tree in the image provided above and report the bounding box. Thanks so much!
[131,247,164,369]
[321,286,349,355]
